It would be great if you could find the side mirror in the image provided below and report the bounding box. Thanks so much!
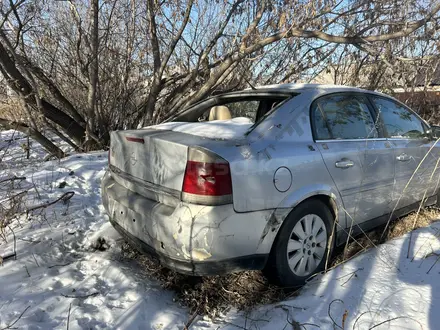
[430,125,440,140]
[421,130,432,143]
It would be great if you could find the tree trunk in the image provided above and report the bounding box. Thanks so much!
[86,0,99,143]
[0,41,86,144]
[0,118,65,159]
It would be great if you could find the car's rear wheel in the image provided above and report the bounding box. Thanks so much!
[264,199,335,287]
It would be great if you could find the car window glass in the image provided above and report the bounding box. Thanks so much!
[313,95,378,140]
[199,100,265,123]
[371,97,425,139]
[227,101,259,121]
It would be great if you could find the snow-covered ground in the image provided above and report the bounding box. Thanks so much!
[0,129,439,329]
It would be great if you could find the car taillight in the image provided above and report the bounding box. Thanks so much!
[182,148,233,205]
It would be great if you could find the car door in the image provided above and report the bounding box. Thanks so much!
[429,125,440,196]
[311,93,395,229]
[369,96,433,212]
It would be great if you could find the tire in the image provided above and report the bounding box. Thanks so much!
[264,199,335,287]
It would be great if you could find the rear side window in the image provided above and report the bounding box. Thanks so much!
[371,97,425,139]
[312,94,378,140]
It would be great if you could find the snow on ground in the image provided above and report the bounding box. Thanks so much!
[149,117,253,139]
[1,129,440,329]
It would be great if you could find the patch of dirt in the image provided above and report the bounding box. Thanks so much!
[90,237,110,251]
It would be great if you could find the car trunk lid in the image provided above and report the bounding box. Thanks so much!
[109,129,189,195]
[109,123,250,206]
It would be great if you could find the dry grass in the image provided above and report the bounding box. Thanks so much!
[333,207,440,264]
[118,207,440,318]
[119,242,286,318]
[388,207,439,238]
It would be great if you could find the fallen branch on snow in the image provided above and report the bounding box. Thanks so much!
[0,176,26,186]
[48,261,75,269]
[0,305,30,330]
[26,191,74,215]
[327,299,344,330]
[66,303,72,330]
[0,252,16,266]
[61,292,99,299]
[368,316,423,330]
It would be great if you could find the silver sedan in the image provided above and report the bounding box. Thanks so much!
[101,84,440,287]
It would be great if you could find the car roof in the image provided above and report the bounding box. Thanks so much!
[254,83,381,95]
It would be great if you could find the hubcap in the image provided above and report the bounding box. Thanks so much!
[286,214,327,277]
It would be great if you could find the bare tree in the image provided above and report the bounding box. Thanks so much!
[0,0,439,156]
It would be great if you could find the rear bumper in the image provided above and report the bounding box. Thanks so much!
[101,170,272,276]
[109,217,267,275]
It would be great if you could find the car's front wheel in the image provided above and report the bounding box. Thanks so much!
[264,199,335,287]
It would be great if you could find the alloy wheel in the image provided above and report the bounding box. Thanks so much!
[286,214,328,277]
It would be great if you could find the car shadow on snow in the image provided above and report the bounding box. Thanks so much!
[211,221,440,330]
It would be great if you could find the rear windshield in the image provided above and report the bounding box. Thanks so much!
[171,92,295,124]
[198,99,286,123]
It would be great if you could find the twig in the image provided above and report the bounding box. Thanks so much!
[328,299,343,330]
[8,226,16,260]
[275,304,303,311]
[368,316,423,330]
[48,261,74,268]
[61,292,99,299]
[26,191,75,215]
[352,311,371,330]
[340,273,357,287]
[0,176,26,185]
[277,304,303,330]
[32,253,40,267]
[286,315,302,330]
[300,323,321,329]
[66,303,72,330]
[336,268,364,281]
[337,268,363,287]
[425,252,440,258]
[427,253,440,274]
[407,231,414,259]
[1,190,27,203]
[42,213,53,230]
[325,219,337,272]
[183,306,199,330]
[24,264,30,277]
[31,173,41,200]
[0,305,30,330]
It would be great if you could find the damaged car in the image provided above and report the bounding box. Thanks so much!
[101,84,440,287]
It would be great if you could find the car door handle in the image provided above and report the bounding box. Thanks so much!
[335,159,354,168]
[396,153,411,162]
